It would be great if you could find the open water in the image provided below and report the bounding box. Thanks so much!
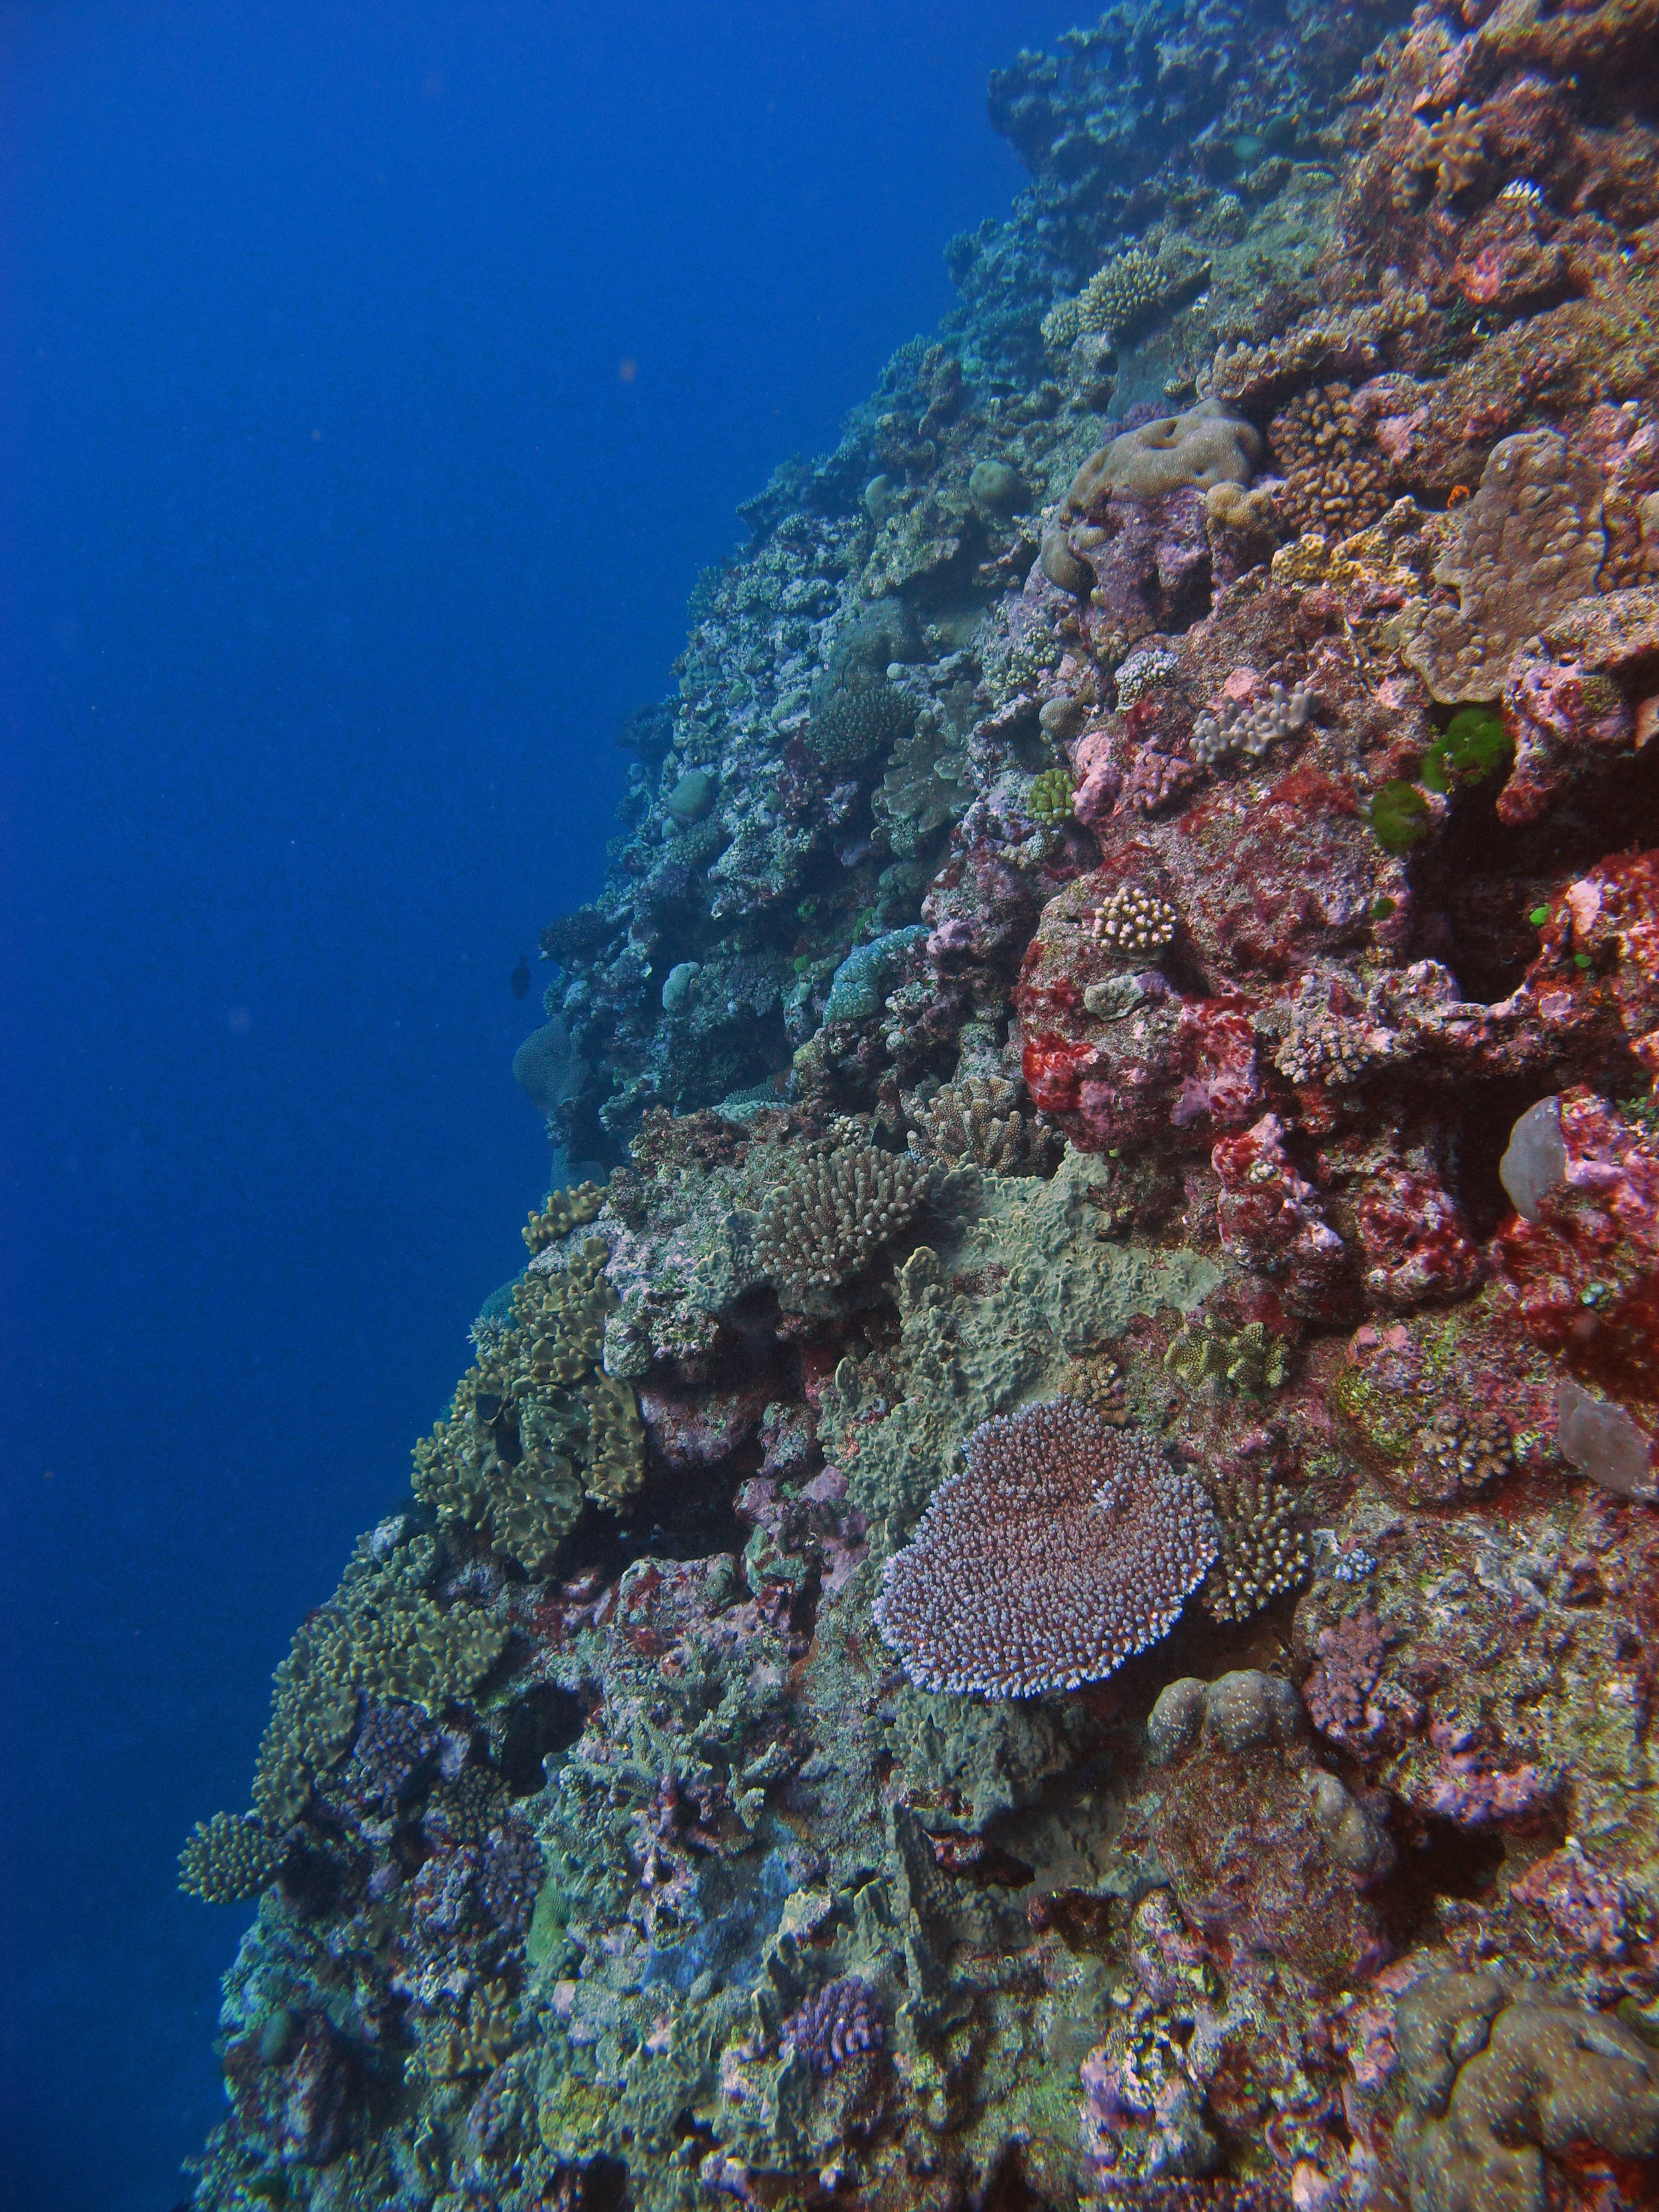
[0,5,1079,2204]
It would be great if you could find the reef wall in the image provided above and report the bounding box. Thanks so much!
[182,2,1659,2207]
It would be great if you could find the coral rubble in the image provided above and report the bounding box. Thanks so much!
[182,1,1659,2205]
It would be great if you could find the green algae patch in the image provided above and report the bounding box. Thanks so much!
[818,1144,1222,1539]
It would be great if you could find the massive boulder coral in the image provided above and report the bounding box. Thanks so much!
[1392,1970,1659,2212]
[1402,430,1606,702]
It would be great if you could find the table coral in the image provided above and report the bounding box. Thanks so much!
[873,1399,1218,1695]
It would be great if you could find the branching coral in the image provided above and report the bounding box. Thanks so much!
[1025,765,1076,824]
[1200,1467,1309,1623]
[807,670,916,767]
[1270,385,1394,540]
[178,1813,286,1904]
[753,1143,937,1305]
[522,1180,606,1255]
[1400,102,1487,206]
[1091,882,1180,958]
[413,1237,643,1568]
[902,1073,1049,1175]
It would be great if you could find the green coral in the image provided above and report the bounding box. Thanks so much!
[250,1536,508,1826]
[1025,766,1076,825]
[1421,705,1511,794]
[522,1178,607,1255]
[1368,777,1433,853]
[413,1236,643,1566]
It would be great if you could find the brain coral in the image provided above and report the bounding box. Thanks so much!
[1404,431,1605,702]
[873,1399,1218,1696]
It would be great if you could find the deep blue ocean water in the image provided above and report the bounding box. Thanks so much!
[0,5,1082,2204]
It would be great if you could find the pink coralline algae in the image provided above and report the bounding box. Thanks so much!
[1213,1114,1348,1319]
[1510,1841,1630,1962]
[873,1399,1218,1696]
[1358,1167,1484,1311]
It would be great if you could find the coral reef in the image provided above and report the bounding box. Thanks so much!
[185,2,1659,2205]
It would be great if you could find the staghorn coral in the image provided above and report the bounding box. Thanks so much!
[902,1072,1048,1175]
[1404,431,1606,702]
[523,1180,606,1255]
[1081,247,1200,344]
[753,1142,937,1305]
[873,1399,1218,1696]
[178,1813,286,1905]
[1200,1466,1310,1624]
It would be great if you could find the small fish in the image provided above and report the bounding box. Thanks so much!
[510,956,531,1000]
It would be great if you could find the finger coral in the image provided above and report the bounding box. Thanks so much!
[902,1072,1048,1175]
[873,1399,1218,1696]
[754,1142,937,1306]
[178,1812,285,1904]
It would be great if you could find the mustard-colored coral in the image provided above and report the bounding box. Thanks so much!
[413,1236,644,1566]
[523,1179,606,1254]
[250,1550,508,1828]
[178,1812,285,1903]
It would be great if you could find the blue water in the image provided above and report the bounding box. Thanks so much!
[0,5,1080,2203]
